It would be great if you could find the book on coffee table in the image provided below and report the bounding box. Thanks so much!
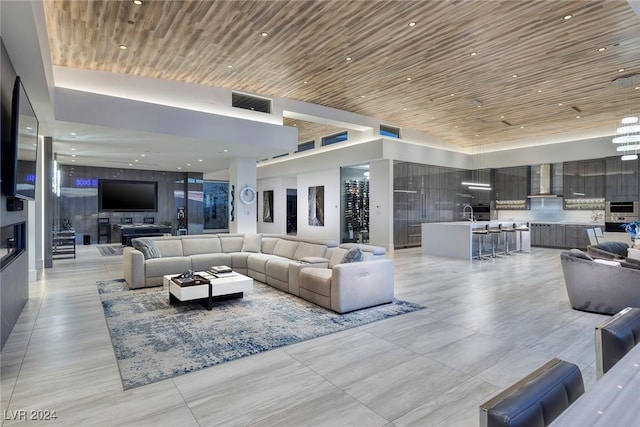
[212,271,237,278]
[211,265,232,274]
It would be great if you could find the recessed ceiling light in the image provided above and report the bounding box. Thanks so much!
[454,126,458,128]
[537,89,543,93]
[227,65,233,68]
[141,153,145,157]
[177,167,182,170]
[576,116,581,119]
[187,163,191,166]
[346,57,352,61]
[619,68,625,72]
[598,47,606,52]
[198,159,203,162]
[134,159,139,162]
[470,52,477,56]
[520,125,525,128]
[72,159,75,162]
[563,14,573,20]
[303,81,308,84]
[635,87,640,90]
[512,74,518,78]
[71,154,76,157]
[403,107,408,110]
[361,95,366,98]
[119,44,128,50]
[261,32,268,37]
[406,77,412,81]
[223,149,228,153]
[133,0,142,5]
[450,93,455,97]
[70,132,76,136]
[71,148,76,151]
[500,115,505,119]
[558,103,563,106]
[26,126,32,130]
[129,163,133,166]
[431,116,435,119]
[408,22,416,27]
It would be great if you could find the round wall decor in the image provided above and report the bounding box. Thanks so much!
[239,186,257,204]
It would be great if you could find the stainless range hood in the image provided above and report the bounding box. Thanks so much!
[528,164,562,198]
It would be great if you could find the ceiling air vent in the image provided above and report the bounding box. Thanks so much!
[232,92,272,114]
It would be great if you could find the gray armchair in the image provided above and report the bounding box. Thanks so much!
[560,250,640,314]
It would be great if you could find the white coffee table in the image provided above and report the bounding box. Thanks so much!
[164,271,253,310]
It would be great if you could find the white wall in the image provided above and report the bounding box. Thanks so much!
[296,169,341,242]
[481,136,618,168]
[257,176,295,235]
[369,159,394,251]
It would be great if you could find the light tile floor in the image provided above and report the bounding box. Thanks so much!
[0,245,607,426]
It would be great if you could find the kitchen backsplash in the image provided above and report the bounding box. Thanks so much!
[495,198,604,223]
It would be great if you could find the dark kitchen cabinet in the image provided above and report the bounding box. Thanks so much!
[494,166,529,209]
[606,156,639,202]
[564,225,591,250]
[530,223,564,248]
[563,159,605,209]
[531,223,591,249]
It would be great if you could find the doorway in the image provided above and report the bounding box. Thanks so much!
[286,189,297,235]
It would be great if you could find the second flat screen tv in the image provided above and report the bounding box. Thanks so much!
[98,179,158,212]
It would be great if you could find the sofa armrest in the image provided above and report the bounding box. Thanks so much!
[299,256,329,265]
[123,246,146,289]
[330,259,394,313]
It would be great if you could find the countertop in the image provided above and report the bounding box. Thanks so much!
[529,221,605,226]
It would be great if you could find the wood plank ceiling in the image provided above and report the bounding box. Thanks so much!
[44,0,640,149]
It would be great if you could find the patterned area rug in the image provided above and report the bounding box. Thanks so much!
[97,279,424,390]
[96,245,124,256]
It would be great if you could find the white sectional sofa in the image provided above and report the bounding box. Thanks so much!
[123,233,395,313]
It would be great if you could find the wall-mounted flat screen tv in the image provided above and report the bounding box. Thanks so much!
[98,179,158,212]
[1,76,39,200]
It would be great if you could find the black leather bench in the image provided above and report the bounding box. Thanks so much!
[479,358,584,427]
[595,306,640,379]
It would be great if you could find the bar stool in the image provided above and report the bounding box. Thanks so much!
[500,223,517,255]
[487,224,501,257]
[515,222,529,253]
[594,227,604,244]
[472,227,489,260]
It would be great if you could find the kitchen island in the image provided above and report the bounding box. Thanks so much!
[421,221,530,260]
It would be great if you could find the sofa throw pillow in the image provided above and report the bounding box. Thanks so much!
[132,238,162,260]
[242,233,262,253]
[568,248,593,261]
[341,247,363,264]
[596,241,629,258]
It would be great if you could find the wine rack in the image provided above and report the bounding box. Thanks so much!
[343,178,369,242]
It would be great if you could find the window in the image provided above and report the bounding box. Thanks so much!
[232,92,271,114]
[321,131,348,146]
[380,124,401,138]
[296,140,315,152]
[272,153,289,159]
